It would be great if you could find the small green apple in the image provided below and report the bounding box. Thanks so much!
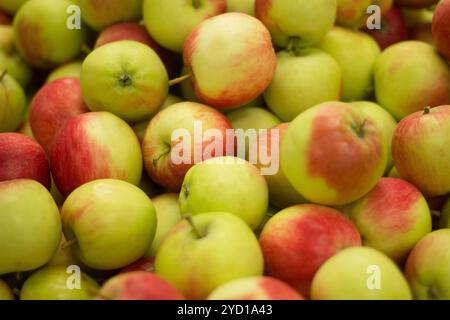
[227,0,255,15]
[20,266,99,300]
[61,179,157,270]
[0,280,14,300]
[46,61,82,83]
[311,247,413,300]
[0,71,27,132]
[155,212,264,299]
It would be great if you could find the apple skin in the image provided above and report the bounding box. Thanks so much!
[405,229,450,300]
[0,280,13,300]
[208,276,304,300]
[29,77,89,154]
[46,61,82,83]
[0,133,51,189]
[61,179,157,270]
[155,212,264,300]
[227,0,255,15]
[142,102,233,191]
[20,266,99,300]
[318,27,380,102]
[311,247,412,300]
[143,0,226,53]
[180,157,269,230]
[432,0,450,61]
[0,72,27,133]
[76,0,142,31]
[146,193,182,257]
[0,179,61,275]
[264,49,341,122]
[374,41,450,120]
[184,13,276,110]
[281,101,386,206]
[350,101,398,173]
[97,271,185,300]
[0,0,28,15]
[255,0,337,48]
[81,41,168,123]
[13,0,85,68]
[260,204,361,297]
[336,0,373,28]
[394,0,438,8]
[252,123,306,209]
[392,106,450,197]
[441,199,450,228]
[50,112,143,197]
[346,178,432,263]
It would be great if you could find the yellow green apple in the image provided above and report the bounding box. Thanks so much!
[0,71,27,133]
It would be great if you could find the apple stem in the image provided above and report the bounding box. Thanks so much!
[286,37,304,56]
[0,69,7,81]
[423,106,431,115]
[61,239,77,250]
[169,73,192,86]
[192,0,201,8]
[185,215,203,239]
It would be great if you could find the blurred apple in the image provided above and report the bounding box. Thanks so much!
[46,61,82,83]
[0,0,28,15]
[0,280,13,300]
[432,0,450,61]
[227,0,255,15]
[0,71,27,133]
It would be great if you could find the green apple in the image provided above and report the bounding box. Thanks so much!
[227,0,255,15]
[20,266,99,300]
[13,0,85,68]
[146,193,182,257]
[264,48,341,122]
[180,157,269,229]
[61,179,157,270]
[0,0,28,14]
[346,178,432,263]
[255,0,337,48]
[0,280,14,300]
[318,27,380,102]
[81,41,168,123]
[374,41,450,120]
[155,212,264,299]
[46,61,82,83]
[441,199,450,228]
[351,101,397,173]
[143,0,226,53]
[281,101,386,205]
[0,179,61,275]
[0,71,27,132]
[405,229,450,300]
[311,247,413,300]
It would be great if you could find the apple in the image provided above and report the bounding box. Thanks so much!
[142,102,233,191]
[0,179,61,275]
[432,0,450,61]
[46,61,82,83]
[146,193,182,257]
[50,112,143,196]
[227,0,255,15]
[47,235,80,268]
[0,25,32,88]
[346,178,432,263]
[180,156,269,229]
[260,204,361,296]
[318,27,380,102]
[0,71,27,133]
[97,271,185,300]
[401,7,434,28]
[121,257,155,274]
[281,101,386,205]
[350,101,398,173]
[208,276,304,300]
[311,247,412,300]
[336,0,373,28]
[251,123,306,209]
[29,77,89,154]
[395,0,438,9]
[374,41,450,120]
[364,6,408,50]
[155,212,264,300]
[61,179,157,270]
[76,0,142,31]
[441,199,450,228]
[184,13,276,110]
[264,48,341,122]
[20,266,99,300]
[81,41,168,123]
[405,229,450,300]
[0,133,51,189]
[143,0,226,53]
[0,0,28,15]
[392,106,450,197]
[0,280,13,300]
[255,0,337,48]
[13,0,85,68]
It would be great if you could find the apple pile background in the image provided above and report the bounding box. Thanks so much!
[0,0,449,301]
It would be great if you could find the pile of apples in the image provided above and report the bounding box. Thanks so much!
[0,0,449,301]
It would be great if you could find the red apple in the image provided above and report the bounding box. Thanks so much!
[432,0,450,61]
[97,271,185,300]
[29,77,89,154]
[50,112,143,196]
[0,133,50,189]
[260,204,362,297]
